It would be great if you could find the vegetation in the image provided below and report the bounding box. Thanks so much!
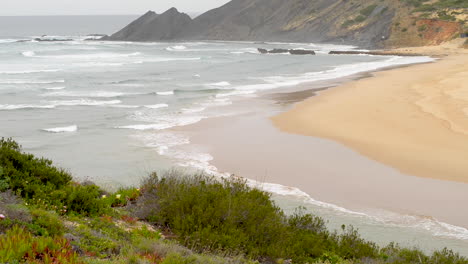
[1,137,468,263]
[342,4,378,28]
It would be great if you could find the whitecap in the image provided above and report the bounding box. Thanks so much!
[208,81,231,87]
[0,79,65,84]
[42,125,78,133]
[156,91,174,96]
[0,69,62,75]
[166,45,187,51]
[33,52,142,60]
[146,57,201,63]
[43,91,131,98]
[22,51,35,57]
[48,99,122,106]
[44,87,66,90]
[144,104,169,109]
[0,104,55,110]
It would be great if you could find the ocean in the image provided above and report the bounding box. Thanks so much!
[1,15,467,255]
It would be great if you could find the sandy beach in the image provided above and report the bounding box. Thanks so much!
[179,40,468,252]
[273,42,468,183]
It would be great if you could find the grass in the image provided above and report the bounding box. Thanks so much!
[1,138,468,263]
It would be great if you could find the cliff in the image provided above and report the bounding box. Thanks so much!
[106,0,467,48]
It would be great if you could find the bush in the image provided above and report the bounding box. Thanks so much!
[0,138,107,216]
[0,138,72,199]
[135,172,379,262]
[31,209,65,236]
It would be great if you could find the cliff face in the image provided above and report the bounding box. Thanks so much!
[107,0,466,48]
[179,0,395,48]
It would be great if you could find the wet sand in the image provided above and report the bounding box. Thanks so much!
[183,105,468,229]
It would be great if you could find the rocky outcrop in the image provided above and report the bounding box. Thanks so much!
[106,8,192,41]
[258,48,316,55]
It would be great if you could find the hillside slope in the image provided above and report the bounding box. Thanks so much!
[107,0,467,48]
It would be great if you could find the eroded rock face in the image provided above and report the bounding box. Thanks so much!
[107,0,399,47]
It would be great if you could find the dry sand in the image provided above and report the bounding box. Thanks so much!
[272,41,468,183]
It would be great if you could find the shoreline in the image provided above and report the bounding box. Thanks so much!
[176,40,468,253]
[272,49,468,183]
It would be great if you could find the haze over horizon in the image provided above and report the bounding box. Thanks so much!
[0,0,231,16]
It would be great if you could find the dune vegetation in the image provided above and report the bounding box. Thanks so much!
[0,137,467,264]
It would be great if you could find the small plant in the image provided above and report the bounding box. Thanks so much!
[0,225,82,263]
[418,24,427,32]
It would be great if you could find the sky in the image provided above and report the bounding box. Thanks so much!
[0,0,231,16]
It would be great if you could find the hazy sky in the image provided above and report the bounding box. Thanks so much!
[0,0,231,16]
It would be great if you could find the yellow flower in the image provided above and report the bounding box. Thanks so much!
[116,194,121,199]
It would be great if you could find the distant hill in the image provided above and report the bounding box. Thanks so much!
[106,0,467,48]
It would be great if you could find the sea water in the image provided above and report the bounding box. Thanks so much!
[1,15,466,256]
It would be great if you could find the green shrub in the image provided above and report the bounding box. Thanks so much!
[0,138,72,199]
[135,172,379,262]
[360,5,378,17]
[31,208,65,236]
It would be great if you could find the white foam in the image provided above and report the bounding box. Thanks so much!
[0,79,65,84]
[134,132,190,155]
[45,87,66,90]
[193,74,201,78]
[209,81,231,87]
[48,99,122,106]
[31,52,142,60]
[0,69,62,74]
[109,104,140,109]
[144,104,169,109]
[230,48,260,54]
[22,51,35,57]
[181,107,206,113]
[117,115,204,131]
[223,56,434,95]
[43,91,131,98]
[146,57,201,62]
[166,45,187,51]
[157,91,174,96]
[0,104,55,110]
[199,98,233,107]
[0,39,18,44]
[215,90,256,98]
[42,125,78,133]
[74,62,126,67]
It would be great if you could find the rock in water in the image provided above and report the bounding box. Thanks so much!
[257,48,316,55]
[289,49,316,55]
